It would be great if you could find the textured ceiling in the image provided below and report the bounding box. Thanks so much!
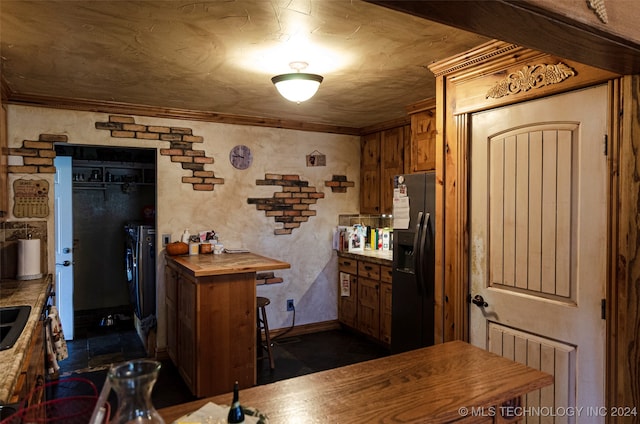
[0,1,489,129]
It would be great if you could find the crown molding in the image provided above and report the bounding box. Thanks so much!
[3,89,362,136]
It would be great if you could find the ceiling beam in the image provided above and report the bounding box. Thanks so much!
[370,0,640,75]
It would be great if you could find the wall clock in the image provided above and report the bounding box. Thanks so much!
[229,144,253,170]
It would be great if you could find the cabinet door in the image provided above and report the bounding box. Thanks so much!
[165,266,178,365]
[10,320,45,405]
[338,272,358,328]
[380,282,392,344]
[411,110,436,172]
[357,277,380,338]
[380,127,405,214]
[360,133,380,214]
[178,278,197,393]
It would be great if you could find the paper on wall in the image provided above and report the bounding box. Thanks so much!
[340,272,351,296]
[393,194,410,229]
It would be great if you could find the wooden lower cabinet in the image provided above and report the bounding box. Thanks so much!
[9,282,51,407]
[357,277,379,338]
[177,277,197,392]
[10,319,45,405]
[379,282,392,344]
[338,254,392,345]
[165,262,256,397]
[165,266,178,365]
[338,274,358,329]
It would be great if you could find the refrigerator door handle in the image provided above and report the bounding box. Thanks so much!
[418,213,432,297]
[413,211,425,294]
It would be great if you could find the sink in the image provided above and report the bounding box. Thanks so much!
[0,306,31,351]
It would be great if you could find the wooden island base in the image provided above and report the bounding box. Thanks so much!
[160,340,553,423]
[165,252,290,398]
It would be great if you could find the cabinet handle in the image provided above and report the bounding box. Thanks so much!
[344,261,351,266]
[364,266,372,270]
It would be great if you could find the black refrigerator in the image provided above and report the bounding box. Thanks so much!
[391,172,435,354]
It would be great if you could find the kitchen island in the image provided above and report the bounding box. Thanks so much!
[159,340,553,423]
[165,252,289,398]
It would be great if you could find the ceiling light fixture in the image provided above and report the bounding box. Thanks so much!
[271,61,323,103]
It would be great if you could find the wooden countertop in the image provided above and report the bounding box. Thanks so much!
[0,276,51,404]
[166,252,290,277]
[338,249,393,265]
[160,340,553,423]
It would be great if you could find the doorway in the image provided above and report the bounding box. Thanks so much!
[54,144,156,338]
[468,85,607,418]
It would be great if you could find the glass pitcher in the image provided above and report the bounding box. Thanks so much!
[108,359,165,424]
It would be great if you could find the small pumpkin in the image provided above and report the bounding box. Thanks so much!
[166,241,189,256]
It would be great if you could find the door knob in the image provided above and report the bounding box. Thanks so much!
[56,260,72,267]
[471,294,488,308]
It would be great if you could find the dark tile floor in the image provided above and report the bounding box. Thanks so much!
[53,320,390,412]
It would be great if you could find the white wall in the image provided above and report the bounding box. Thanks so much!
[6,105,361,349]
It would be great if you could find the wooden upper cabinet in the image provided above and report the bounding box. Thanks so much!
[0,104,8,221]
[360,124,409,215]
[360,132,381,214]
[410,109,436,172]
[380,127,405,214]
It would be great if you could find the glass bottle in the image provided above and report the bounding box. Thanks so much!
[227,381,245,424]
[108,359,165,424]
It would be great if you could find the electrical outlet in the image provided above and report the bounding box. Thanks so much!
[286,299,294,311]
[162,234,171,246]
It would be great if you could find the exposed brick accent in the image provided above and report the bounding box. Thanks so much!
[183,135,204,143]
[8,165,38,173]
[39,134,68,142]
[95,115,223,191]
[248,174,325,235]
[109,115,135,124]
[10,115,223,193]
[136,132,159,140]
[325,175,355,193]
[255,272,284,286]
[39,166,57,174]
[8,134,67,174]
[122,124,146,132]
[24,157,54,166]
[111,130,136,138]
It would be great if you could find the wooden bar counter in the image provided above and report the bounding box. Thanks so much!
[165,252,290,398]
[160,340,553,423]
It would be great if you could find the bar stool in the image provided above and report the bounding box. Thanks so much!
[256,296,275,370]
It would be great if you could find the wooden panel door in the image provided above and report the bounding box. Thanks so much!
[360,133,380,214]
[338,270,358,329]
[469,85,607,422]
[53,156,75,340]
[358,277,380,338]
[379,282,392,344]
[411,109,436,172]
[381,127,404,214]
